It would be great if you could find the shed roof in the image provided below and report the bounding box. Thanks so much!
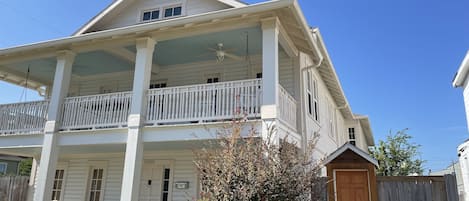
[324,143,378,167]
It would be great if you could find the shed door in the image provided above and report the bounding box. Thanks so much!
[336,171,370,201]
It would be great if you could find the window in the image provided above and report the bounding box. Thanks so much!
[348,128,356,146]
[52,169,65,201]
[328,102,336,140]
[142,9,160,21]
[0,163,7,174]
[161,168,171,201]
[206,77,219,83]
[164,6,182,18]
[150,81,167,89]
[306,71,319,122]
[256,73,263,79]
[88,168,105,201]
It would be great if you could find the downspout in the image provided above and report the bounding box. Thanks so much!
[299,29,324,152]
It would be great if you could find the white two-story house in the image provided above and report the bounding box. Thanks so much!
[0,0,375,201]
[453,50,469,201]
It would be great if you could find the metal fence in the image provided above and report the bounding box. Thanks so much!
[0,176,29,201]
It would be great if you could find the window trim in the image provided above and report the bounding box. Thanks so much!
[305,70,320,122]
[0,162,7,174]
[156,160,174,201]
[86,161,108,201]
[52,163,68,201]
[141,8,161,22]
[348,127,356,146]
[139,1,186,23]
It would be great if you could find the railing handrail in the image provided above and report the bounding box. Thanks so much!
[278,85,296,104]
[0,99,49,107]
[64,91,133,100]
[148,78,262,92]
[278,84,297,131]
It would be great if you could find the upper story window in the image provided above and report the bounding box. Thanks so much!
[150,80,167,89]
[164,6,182,18]
[142,9,160,21]
[306,70,320,122]
[348,128,356,146]
[141,4,184,22]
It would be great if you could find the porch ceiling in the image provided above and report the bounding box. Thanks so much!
[131,26,263,66]
[1,27,263,85]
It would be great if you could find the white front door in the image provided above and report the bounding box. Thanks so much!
[139,162,173,201]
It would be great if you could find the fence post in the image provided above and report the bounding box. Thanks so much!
[445,174,459,201]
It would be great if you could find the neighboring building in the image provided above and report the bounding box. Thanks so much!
[453,50,469,201]
[0,154,24,175]
[0,0,374,201]
[430,161,465,201]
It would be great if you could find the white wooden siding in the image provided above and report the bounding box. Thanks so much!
[28,151,199,201]
[68,54,295,97]
[93,0,230,32]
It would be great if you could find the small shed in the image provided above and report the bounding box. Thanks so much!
[324,143,379,201]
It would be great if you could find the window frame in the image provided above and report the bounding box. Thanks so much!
[348,127,356,146]
[141,8,161,22]
[162,5,183,19]
[0,162,7,174]
[149,79,168,89]
[52,163,68,201]
[139,1,186,23]
[305,70,320,122]
[157,160,174,201]
[86,161,108,201]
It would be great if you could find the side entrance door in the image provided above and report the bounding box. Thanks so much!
[335,170,370,201]
[139,162,173,201]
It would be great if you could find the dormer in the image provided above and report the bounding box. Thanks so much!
[74,0,246,35]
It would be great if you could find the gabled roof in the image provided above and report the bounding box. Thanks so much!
[453,50,469,87]
[323,143,379,167]
[73,0,247,36]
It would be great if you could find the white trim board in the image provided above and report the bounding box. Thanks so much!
[323,143,378,167]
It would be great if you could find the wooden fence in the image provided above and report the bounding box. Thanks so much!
[377,174,459,201]
[0,176,29,201]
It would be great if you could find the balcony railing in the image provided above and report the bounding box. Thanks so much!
[278,85,297,130]
[146,79,262,124]
[0,100,49,135]
[0,79,299,134]
[61,91,132,130]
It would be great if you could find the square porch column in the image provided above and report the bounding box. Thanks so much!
[34,50,75,201]
[261,17,280,145]
[120,37,156,201]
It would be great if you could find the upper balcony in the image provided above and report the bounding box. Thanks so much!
[0,18,303,142]
[0,79,297,136]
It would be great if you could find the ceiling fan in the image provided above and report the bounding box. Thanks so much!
[207,43,243,63]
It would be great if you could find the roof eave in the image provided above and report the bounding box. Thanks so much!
[73,0,248,36]
[453,51,469,88]
[0,0,295,56]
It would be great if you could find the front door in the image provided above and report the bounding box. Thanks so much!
[336,171,370,201]
[139,163,172,201]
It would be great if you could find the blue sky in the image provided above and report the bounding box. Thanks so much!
[0,0,468,172]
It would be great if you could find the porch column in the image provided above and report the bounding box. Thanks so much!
[261,17,280,144]
[34,50,75,201]
[120,37,156,201]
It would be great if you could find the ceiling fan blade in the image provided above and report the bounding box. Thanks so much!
[224,53,244,61]
[195,52,214,58]
[207,47,218,51]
